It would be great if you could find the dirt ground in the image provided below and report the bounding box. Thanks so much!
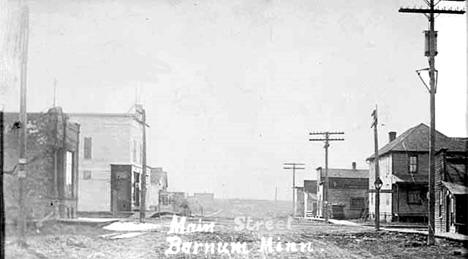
[5,217,467,259]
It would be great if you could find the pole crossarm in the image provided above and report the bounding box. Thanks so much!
[307,131,344,222]
[399,7,465,14]
[309,138,344,141]
[283,162,305,217]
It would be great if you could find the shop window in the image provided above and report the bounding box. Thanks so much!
[65,151,74,198]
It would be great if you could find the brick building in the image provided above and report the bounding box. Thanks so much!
[69,107,156,214]
[435,147,467,235]
[367,123,466,222]
[316,163,368,219]
[3,107,80,223]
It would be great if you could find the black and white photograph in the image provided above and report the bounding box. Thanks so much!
[0,0,467,258]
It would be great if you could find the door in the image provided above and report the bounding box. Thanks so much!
[111,167,132,212]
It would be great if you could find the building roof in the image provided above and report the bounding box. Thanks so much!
[368,123,467,160]
[317,168,369,179]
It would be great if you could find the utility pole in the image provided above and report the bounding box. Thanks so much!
[17,6,29,247]
[1,108,5,258]
[283,163,305,217]
[135,105,148,221]
[309,132,344,223]
[399,0,465,245]
[371,107,382,231]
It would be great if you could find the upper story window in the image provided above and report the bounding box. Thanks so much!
[409,154,418,173]
[132,140,137,163]
[84,137,92,159]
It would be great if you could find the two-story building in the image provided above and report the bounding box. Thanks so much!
[69,106,156,214]
[3,107,80,223]
[367,123,466,222]
[316,162,369,219]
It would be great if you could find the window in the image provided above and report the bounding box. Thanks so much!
[133,172,140,206]
[132,140,137,163]
[83,170,92,180]
[408,190,422,204]
[65,151,74,198]
[350,197,365,210]
[409,155,418,173]
[84,137,92,159]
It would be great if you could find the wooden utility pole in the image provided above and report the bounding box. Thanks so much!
[371,107,381,231]
[1,109,5,258]
[135,105,148,221]
[309,132,344,223]
[17,6,29,247]
[399,0,465,245]
[283,163,305,217]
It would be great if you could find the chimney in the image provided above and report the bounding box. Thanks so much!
[352,162,356,170]
[389,131,397,143]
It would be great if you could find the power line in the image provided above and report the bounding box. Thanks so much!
[309,131,344,223]
[398,0,465,246]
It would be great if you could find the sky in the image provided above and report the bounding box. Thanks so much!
[1,0,466,200]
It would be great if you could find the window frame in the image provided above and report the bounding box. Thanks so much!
[83,170,92,180]
[84,137,92,160]
[408,154,418,174]
[407,190,422,205]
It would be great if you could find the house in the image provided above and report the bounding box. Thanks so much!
[303,180,318,218]
[193,193,215,204]
[149,167,168,211]
[69,106,155,214]
[294,187,305,217]
[435,147,467,235]
[159,191,189,215]
[3,107,79,223]
[316,162,368,219]
[367,123,466,223]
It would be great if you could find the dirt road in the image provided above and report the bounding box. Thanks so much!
[5,216,467,258]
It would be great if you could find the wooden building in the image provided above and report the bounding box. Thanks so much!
[367,123,466,222]
[316,163,369,219]
[435,148,467,235]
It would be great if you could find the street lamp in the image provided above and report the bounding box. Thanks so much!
[374,177,383,231]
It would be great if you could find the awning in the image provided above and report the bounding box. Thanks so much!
[441,181,468,195]
[392,175,427,185]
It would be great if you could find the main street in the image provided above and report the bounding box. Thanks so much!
[5,216,466,259]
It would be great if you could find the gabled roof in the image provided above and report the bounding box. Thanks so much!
[368,123,467,160]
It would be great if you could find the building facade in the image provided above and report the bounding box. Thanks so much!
[303,180,318,218]
[367,123,466,222]
[316,163,368,219]
[435,148,467,235]
[70,109,153,213]
[3,107,79,223]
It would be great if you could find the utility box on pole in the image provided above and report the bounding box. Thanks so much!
[424,30,438,56]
